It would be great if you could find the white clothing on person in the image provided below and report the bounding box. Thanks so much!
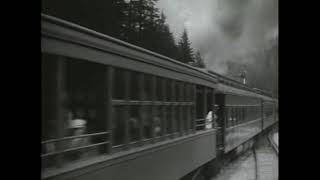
[206,111,213,129]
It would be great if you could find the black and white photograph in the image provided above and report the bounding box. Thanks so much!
[41,0,278,179]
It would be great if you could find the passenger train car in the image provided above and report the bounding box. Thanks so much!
[41,14,278,180]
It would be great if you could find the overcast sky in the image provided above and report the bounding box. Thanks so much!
[156,0,278,74]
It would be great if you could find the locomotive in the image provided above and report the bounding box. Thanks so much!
[41,14,278,180]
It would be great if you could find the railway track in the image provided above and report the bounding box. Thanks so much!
[253,133,278,180]
[211,134,278,180]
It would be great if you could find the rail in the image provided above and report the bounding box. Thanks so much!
[41,132,109,144]
[41,131,110,158]
[41,141,110,158]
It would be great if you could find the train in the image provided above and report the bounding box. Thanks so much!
[41,14,278,180]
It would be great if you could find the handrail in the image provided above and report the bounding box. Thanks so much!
[41,141,109,158]
[41,131,109,144]
[111,100,194,106]
[195,119,206,122]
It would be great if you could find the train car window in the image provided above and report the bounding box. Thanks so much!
[242,107,246,123]
[156,77,162,101]
[176,81,180,102]
[196,86,204,119]
[191,104,195,130]
[113,68,126,100]
[184,83,189,102]
[190,84,195,102]
[238,107,242,124]
[196,85,206,130]
[233,107,237,126]
[225,107,229,128]
[186,106,191,131]
[166,106,172,134]
[264,103,274,119]
[236,107,240,124]
[129,106,140,142]
[42,54,59,142]
[171,106,177,133]
[239,107,242,124]
[166,79,171,102]
[247,106,252,121]
[224,107,227,128]
[144,75,152,101]
[180,82,185,102]
[113,106,126,145]
[232,107,236,126]
[42,54,109,170]
[206,88,213,128]
[159,105,166,136]
[179,83,185,132]
[176,105,182,133]
[66,57,108,150]
[183,106,188,132]
[229,107,233,127]
[171,80,176,102]
[235,107,239,125]
[130,71,140,100]
[42,54,60,169]
[142,106,152,139]
[243,107,247,122]
[207,89,213,113]
[252,106,256,120]
[153,106,162,137]
[228,107,233,127]
[161,78,167,102]
[242,107,245,122]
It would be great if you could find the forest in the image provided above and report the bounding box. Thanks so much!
[42,0,205,68]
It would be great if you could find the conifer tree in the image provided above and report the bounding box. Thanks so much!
[178,29,194,63]
[194,50,206,68]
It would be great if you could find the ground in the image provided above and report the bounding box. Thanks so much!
[211,132,278,180]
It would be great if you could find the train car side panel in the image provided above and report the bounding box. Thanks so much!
[224,119,261,153]
[45,131,216,180]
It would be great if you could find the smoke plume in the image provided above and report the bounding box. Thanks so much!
[156,0,278,75]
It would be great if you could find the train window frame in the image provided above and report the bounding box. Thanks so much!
[111,70,196,149]
[195,85,206,131]
[41,54,111,170]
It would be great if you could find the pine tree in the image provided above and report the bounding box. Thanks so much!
[42,0,181,61]
[119,0,160,46]
[194,50,206,68]
[42,0,124,38]
[178,29,194,63]
[151,12,179,59]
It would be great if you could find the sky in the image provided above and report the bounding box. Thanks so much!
[156,0,278,75]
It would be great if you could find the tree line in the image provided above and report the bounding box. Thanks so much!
[42,0,205,68]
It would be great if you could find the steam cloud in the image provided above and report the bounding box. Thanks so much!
[156,0,278,75]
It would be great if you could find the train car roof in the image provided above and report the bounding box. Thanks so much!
[216,83,274,101]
